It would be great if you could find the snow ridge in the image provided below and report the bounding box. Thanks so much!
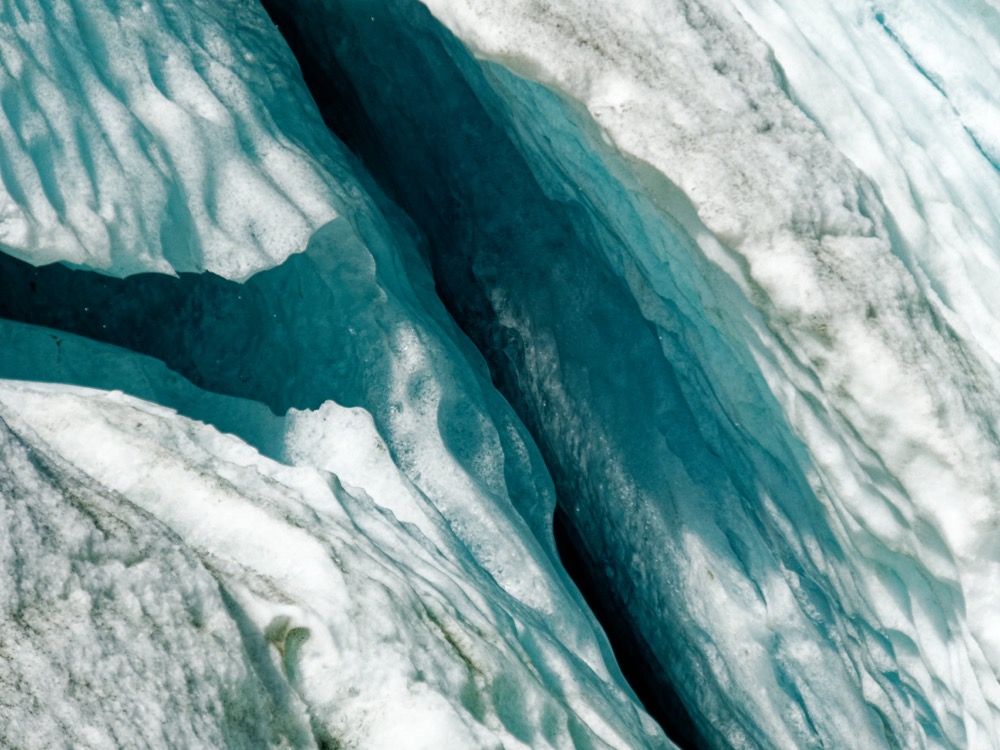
[0,0,340,278]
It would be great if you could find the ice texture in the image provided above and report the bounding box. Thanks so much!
[267,0,1000,747]
[0,381,666,749]
[0,0,343,277]
[424,1,1000,747]
[729,0,1000,361]
[4,0,1000,747]
[0,0,668,747]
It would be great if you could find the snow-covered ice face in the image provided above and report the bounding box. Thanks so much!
[267,0,1000,746]
[0,378,674,749]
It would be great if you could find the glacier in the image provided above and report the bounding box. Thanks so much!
[2,0,1000,748]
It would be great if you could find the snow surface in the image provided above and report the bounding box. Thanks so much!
[0,0,343,278]
[0,381,665,749]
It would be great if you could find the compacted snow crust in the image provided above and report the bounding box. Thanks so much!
[0,381,666,749]
[3,0,1000,748]
[0,0,341,277]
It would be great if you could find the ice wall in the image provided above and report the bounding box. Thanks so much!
[265,0,1000,747]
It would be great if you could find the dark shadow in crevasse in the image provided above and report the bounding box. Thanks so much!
[0,232,697,749]
[0,241,372,418]
[261,0,705,746]
[553,506,703,750]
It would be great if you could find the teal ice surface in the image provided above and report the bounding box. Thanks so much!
[0,0,667,748]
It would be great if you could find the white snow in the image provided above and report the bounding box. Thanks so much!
[0,380,667,749]
[0,0,343,278]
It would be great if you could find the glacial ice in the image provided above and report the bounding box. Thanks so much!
[3,0,1000,748]
[266,0,1000,746]
[0,0,348,278]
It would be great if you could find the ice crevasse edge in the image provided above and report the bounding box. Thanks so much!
[2,0,1000,749]
[386,0,1000,746]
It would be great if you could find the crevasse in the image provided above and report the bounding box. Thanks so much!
[0,1,667,748]
[263,0,1000,747]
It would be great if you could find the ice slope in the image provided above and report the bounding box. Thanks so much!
[0,381,667,749]
[728,0,1000,363]
[261,0,1000,747]
[430,2,1000,747]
